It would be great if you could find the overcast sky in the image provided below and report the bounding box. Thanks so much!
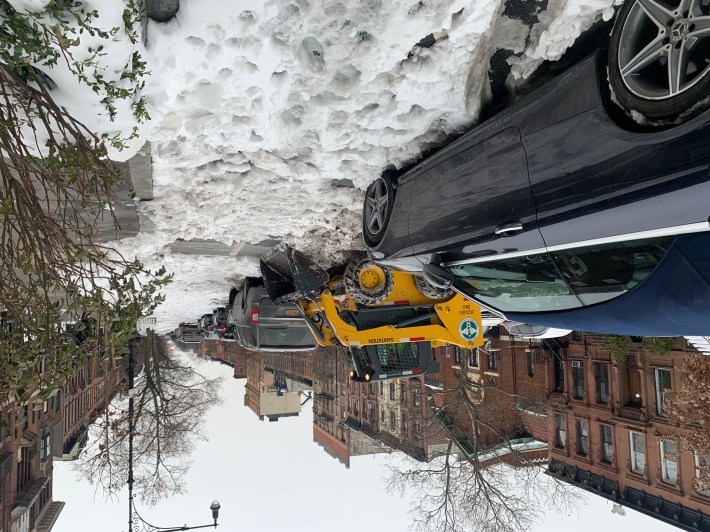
[50,349,678,532]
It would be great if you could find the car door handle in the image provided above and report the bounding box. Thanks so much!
[494,222,524,235]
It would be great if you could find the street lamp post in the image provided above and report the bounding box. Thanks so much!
[127,329,221,531]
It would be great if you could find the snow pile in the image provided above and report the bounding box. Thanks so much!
[510,0,619,80]
[110,0,620,328]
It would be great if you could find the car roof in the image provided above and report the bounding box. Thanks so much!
[504,232,710,336]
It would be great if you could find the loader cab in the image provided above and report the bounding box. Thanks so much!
[349,341,439,382]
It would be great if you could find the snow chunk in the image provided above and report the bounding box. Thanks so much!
[510,0,620,80]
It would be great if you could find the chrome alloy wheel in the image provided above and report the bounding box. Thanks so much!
[618,0,710,99]
[364,177,390,237]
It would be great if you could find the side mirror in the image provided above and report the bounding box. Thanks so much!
[423,263,457,290]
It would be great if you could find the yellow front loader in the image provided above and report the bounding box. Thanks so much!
[260,246,484,382]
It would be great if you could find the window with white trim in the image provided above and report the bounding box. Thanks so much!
[695,454,710,495]
[555,414,566,449]
[660,439,678,484]
[576,419,588,456]
[600,424,613,463]
[630,432,646,474]
[470,349,479,368]
[40,427,51,462]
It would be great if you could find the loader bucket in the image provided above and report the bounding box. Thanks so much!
[260,245,329,303]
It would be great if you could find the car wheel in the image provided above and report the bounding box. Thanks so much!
[147,0,179,22]
[343,258,393,305]
[362,173,395,247]
[414,275,453,301]
[609,0,710,123]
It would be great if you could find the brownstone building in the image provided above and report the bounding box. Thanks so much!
[539,333,710,530]
[312,347,390,467]
[201,340,247,379]
[0,344,127,532]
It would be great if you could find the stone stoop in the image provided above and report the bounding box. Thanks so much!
[36,501,65,532]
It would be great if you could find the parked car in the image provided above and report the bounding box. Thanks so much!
[228,278,317,351]
[198,313,213,332]
[363,4,710,336]
[212,307,228,335]
[176,322,202,344]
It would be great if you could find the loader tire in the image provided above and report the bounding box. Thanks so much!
[343,259,393,305]
[414,275,453,301]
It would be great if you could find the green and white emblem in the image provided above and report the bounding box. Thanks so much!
[459,318,479,342]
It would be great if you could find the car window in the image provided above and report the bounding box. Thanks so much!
[450,253,582,313]
[550,236,674,305]
[449,237,674,313]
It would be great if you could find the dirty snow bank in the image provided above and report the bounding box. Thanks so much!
[116,0,621,329]
[510,0,619,79]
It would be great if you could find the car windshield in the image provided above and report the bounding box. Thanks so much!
[449,236,673,313]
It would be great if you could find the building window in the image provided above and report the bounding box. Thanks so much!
[369,404,376,422]
[556,414,566,449]
[354,400,359,416]
[362,399,366,418]
[660,439,678,484]
[470,349,479,368]
[695,454,710,495]
[600,424,613,463]
[380,406,385,422]
[400,383,407,403]
[40,428,51,462]
[454,348,462,365]
[412,388,420,408]
[527,352,535,377]
[390,411,396,429]
[630,432,646,474]
[654,368,672,416]
[389,382,396,400]
[594,362,609,404]
[571,361,585,400]
[401,413,407,435]
[368,383,375,395]
[487,351,499,371]
[576,419,588,456]
[445,344,451,358]
[413,419,421,436]
[379,382,384,396]
[553,355,564,393]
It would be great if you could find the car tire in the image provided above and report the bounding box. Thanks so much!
[343,258,393,305]
[146,0,179,22]
[362,173,395,247]
[608,0,710,123]
[414,275,453,301]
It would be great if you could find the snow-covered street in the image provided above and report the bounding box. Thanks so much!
[110,0,618,329]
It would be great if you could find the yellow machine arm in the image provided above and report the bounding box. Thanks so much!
[299,290,484,350]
